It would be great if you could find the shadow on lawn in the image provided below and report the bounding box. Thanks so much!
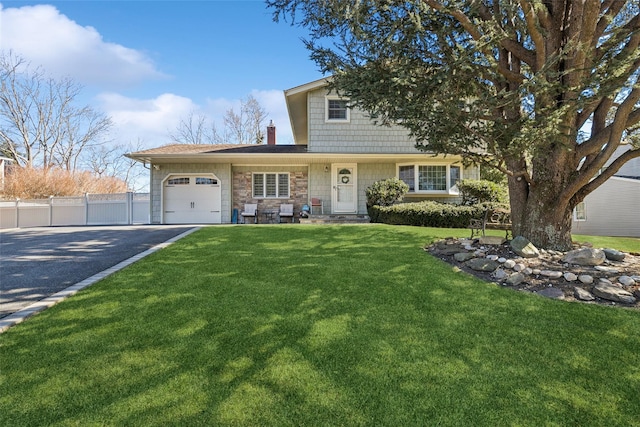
[1,225,639,426]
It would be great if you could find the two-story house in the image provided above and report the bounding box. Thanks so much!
[127,78,479,224]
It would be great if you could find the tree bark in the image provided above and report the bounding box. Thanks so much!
[508,155,576,251]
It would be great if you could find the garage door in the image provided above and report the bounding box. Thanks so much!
[163,175,221,224]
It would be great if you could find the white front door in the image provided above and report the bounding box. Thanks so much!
[332,164,357,213]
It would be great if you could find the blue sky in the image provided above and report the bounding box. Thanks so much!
[0,0,323,146]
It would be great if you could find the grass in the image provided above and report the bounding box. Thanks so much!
[1,225,639,426]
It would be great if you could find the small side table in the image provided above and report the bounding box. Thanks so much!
[262,210,276,223]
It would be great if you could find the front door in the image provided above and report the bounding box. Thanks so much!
[332,164,357,213]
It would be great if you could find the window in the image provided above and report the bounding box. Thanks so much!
[449,166,461,191]
[397,164,462,194]
[253,173,289,198]
[167,177,189,185]
[574,202,587,221]
[196,177,217,185]
[326,97,350,122]
[419,165,447,191]
[399,166,415,191]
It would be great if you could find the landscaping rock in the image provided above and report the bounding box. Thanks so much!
[540,270,563,279]
[603,248,626,262]
[561,248,605,266]
[513,263,526,272]
[503,259,516,269]
[454,252,475,262]
[493,269,509,280]
[538,287,565,300]
[510,236,540,258]
[433,242,467,256]
[506,272,526,286]
[578,275,594,284]
[594,266,620,274]
[465,258,500,272]
[479,236,505,245]
[618,275,636,286]
[574,287,595,301]
[593,283,637,304]
[426,237,639,309]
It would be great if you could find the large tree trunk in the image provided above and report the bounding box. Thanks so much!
[520,200,574,251]
[507,153,576,251]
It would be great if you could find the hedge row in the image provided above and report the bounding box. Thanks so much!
[368,201,508,228]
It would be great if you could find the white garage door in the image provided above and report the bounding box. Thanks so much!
[163,175,221,224]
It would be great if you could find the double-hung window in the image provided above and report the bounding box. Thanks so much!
[398,164,461,194]
[253,173,289,198]
[325,97,350,122]
[573,202,587,221]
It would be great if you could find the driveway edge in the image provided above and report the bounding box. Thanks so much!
[0,227,200,334]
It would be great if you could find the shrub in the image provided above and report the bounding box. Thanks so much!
[369,200,508,228]
[458,179,508,205]
[2,167,128,199]
[366,177,409,207]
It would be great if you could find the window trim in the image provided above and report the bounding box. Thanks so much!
[397,163,462,195]
[325,96,350,123]
[252,172,290,198]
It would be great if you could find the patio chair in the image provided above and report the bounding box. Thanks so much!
[310,198,323,214]
[279,204,294,223]
[240,203,257,224]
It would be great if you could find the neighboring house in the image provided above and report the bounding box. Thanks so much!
[572,145,640,237]
[127,77,479,224]
[0,156,14,192]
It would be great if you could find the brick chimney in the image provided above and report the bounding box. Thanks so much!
[267,120,276,145]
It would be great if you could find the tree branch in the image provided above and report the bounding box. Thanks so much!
[578,148,640,199]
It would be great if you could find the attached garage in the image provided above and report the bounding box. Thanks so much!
[163,174,221,224]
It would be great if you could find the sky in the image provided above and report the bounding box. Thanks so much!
[0,0,324,148]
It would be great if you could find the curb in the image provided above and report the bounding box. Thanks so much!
[0,227,201,334]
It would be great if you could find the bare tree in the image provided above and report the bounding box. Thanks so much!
[170,95,268,144]
[0,51,112,169]
[168,111,215,144]
[224,95,267,144]
[85,138,148,192]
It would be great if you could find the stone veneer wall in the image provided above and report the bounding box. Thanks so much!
[232,166,308,221]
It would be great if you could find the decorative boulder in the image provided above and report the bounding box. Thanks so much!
[593,283,637,304]
[454,252,476,262]
[510,236,540,258]
[574,287,595,301]
[505,272,526,286]
[465,258,500,272]
[561,248,605,266]
[603,248,626,262]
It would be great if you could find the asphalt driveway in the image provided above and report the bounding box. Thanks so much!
[0,225,196,318]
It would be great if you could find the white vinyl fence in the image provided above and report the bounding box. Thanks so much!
[0,192,150,229]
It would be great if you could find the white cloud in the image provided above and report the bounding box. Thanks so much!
[97,90,293,148]
[0,4,166,87]
[97,92,195,145]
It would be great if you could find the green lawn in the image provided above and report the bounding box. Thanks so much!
[1,225,639,426]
